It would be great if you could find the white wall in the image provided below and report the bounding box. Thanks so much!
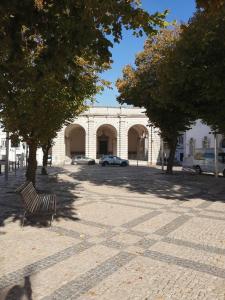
[184,120,225,160]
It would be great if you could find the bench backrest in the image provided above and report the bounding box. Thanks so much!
[20,182,40,213]
[16,181,30,193]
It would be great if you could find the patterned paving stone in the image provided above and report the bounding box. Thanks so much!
[154,214,191,236]
[78,256,225,300]
[168,216,225,249]
[0,241,93,290]
[42,252,135,300]
[143,249,225,279]
[132,212,181,234]
[122,210,162,229]
[1,165,225,299]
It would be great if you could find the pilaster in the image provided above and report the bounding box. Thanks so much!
[87,117,96,159]
[52,128,66,166]
[118,116,128,159]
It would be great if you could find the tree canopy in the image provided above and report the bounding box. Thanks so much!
[0,1,166,183]
[163,3,225,135]
[116,27,195,173]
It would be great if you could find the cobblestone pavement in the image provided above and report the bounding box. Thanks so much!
[1,165,225,300]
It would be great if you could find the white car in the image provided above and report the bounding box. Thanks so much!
[99,155,129,167]
[183,148,225,176]
[71,155,95,165]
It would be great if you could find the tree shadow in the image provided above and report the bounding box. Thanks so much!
[0,167,80,227]
[67,164,225,203]
[3,276,32,300]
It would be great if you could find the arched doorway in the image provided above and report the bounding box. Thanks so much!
[65,124,86,158]
[96,124,117,158]
[128,125,148,160]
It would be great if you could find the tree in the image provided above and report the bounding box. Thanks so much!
[196,0,225,11]
[116,28,195,173]
[0,1,166,184]
[163,3,225,136]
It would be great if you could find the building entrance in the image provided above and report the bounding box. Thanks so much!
[99,140,108,155]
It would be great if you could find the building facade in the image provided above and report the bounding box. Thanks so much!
[52,106,161,166]
[183,119,225,161]
[0,125,43,166]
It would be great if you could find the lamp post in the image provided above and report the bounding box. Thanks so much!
[150,125,153,165]
[161,136,164,171]
[5,131,10,181]
[214,132,218,178]
[209,131,219,178]
[136,137,140,166]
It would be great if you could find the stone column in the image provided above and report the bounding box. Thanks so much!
[87,117,96,159]
[118,116,128,159]
[148,128,161,165]
[52,127,66,166]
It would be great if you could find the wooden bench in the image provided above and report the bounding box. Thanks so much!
[16,182,57,227]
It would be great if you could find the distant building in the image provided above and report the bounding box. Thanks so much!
[0,125,43,166]
[183,119,225,160]
[52,106,161,166]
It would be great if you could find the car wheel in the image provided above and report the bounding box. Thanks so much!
[223,169,225,177]
[195,166,202,175]
[121,162,127,167]
[102,161,109,167]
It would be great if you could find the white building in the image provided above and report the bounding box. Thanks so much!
[52,106,161,166]
[0,125,43,166]
[183,119,225,159]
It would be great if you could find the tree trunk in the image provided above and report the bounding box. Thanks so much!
[41,143,51,175]
[166,140,177,174]
[26,141,37,186]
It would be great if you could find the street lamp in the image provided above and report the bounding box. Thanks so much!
[209,131,220,178]
[161,136,164,171]
[5,131,10,181]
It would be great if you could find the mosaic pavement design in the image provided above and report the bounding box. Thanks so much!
[1,165,225,299]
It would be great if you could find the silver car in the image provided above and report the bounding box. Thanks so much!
[99,155,129,167]
[71,155,95,165]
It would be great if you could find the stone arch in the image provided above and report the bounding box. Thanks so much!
[96,124,117,158]
[128,124,149,160]
[65,124,86,158]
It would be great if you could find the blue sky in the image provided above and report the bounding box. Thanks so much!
[95,0,196,107]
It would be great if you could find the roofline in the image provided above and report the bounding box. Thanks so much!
[88,105,144,109]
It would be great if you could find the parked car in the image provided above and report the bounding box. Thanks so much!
[183,148,225,177]
[71,155,95,165]
[99,155,129,167]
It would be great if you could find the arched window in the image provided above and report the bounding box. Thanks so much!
[202,136,210,149]
[189,138,195,156]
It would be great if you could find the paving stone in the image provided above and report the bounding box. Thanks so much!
[1,165,225,299]
[42,252,135,300]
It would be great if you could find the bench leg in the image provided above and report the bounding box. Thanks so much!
[21,211,26,227]
[49,212,56,227]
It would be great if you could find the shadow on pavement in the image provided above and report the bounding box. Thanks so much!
[0,167,80,227]
[3,276,32,300]
[67,164,225,202]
